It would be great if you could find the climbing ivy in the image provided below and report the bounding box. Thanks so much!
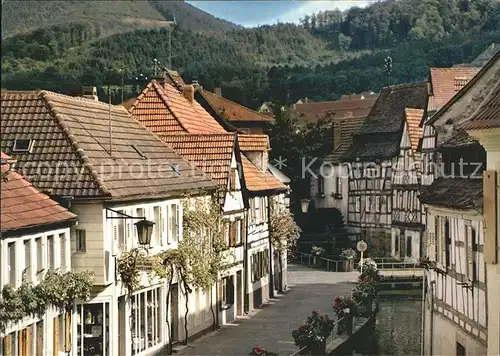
[0,270,94,333]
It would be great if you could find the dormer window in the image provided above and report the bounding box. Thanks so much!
[12,139,34,153]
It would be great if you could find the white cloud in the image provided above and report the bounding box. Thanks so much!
[265,0,374,26]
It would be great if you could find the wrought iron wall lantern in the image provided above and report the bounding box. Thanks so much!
[105,208,155,246]
[300,198,310,213]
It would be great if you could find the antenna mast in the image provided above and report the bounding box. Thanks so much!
[108,84,112,156]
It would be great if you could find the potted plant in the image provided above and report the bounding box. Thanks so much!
[357,258,380,282]
[340,248,356,271]
[249,345,278,356]
[332,296,358,335]
[292,311,335,355]
[310,246,325,265]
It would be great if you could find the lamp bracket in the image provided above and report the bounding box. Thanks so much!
[105,207,146,220]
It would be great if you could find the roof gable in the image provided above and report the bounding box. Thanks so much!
[130,80,226,134]
[405,108,424,152]
[241,155,286,193]
[1,91,216,200]
[428,67,481,111]
[1,152,76,232]
[462,80,500,130]
[326,116,367,163]
[161,133,236,188]
[428,51,500,146]
[238,134,269,152]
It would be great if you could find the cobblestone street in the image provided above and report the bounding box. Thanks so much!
[175,264,358,356]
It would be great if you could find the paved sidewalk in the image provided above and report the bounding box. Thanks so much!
[174,264,358,355]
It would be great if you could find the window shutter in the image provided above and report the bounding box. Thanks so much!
[112,224,119,256]
[466,226,474,280]
[483,171,498,264]
[25,327,32,356]
[18,329,24,356]
[230,222,237,246]
[241,218,246,244]
[441,219,447,266]
[126,221,131,250]
[160,207,166,246]
[53,316,59,356]
[4,335,11,356]
[36,321,43,356]
[65,312,71,352]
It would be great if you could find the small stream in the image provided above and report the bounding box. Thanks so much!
[354,296,422,355]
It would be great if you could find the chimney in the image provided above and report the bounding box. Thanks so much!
[214,87,222,97]
[183,84,195,103]
[81,86,98,101]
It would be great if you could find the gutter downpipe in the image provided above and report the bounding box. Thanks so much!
[430,280,436,356]
[244,209,249,314]
[268,196,274,299]
[421,268,426,356]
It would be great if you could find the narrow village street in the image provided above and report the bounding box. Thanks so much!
[175,265,358,356]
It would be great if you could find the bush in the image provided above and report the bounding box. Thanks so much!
[292,311,335,349]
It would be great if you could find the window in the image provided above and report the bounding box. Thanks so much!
[355,196,361,212]
[153,206,161,246]
[130,287,161,355]
[12,139,34,153]
[466,224,477,281]
[24,239,32,282]
[75,229,86,252]
[35,237,43,279]
[406,236,412,257]
[116,211,126,252]
[136,208,145,245]
[317,175,325,196]
[335,177,342,195]
[171,204,179,242]
[254,198,260,223]
[236,219,242,245]
[395,236,399,255]
[230,168,237,190]
[222,276,234,306]
[445,219,451,267]
[76,302,110,356]
[60,233,67,271]
[366,196,371,212]
[249,199,255,224]
[7,242,16,285]
[47,235,55,271]
[375,196,381,213]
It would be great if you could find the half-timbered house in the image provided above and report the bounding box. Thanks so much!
[419,52,500,356]
[463,79,500,356]
[391,109,425,260]
[343,82,428,255]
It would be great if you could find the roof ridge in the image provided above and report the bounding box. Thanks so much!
[384,81,428,92]
[462,79,500,130]
[39,90,112,197]
[42,90,129,111]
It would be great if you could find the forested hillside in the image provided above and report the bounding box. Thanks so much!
[1,0,237,39]
[2,0,500,108]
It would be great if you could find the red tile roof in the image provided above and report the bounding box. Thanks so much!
[428,67,481,111]
[325,116,367,164]
[405,108,424,152]
[462,80,500,130]
[129,80,226,134]
[0,91,216,200]
[161,133,236,187]
[241,155,286,193]
[237,134,269,152]
[295,97,377,124]
[1,153,76,232]
[201,90,274,123]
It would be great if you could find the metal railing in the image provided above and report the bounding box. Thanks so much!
[292,251,421,272]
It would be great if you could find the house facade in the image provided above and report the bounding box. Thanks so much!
[391,109,425,261]
[462,79,500,356]
[420,52,500,356]
[0,90,217,356]
[0,153,78,356]
[343,82,428,255]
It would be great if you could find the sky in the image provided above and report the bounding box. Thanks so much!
[186,1,375,28]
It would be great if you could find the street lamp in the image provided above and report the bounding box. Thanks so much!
[135,219,155,246]
[300,198,310,213]
[106,208,155,246]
